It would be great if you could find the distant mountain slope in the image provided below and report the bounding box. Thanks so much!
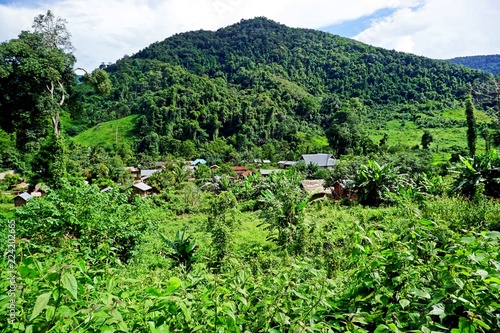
[121,17,488,105]
[447,55,500,75]
[79,17,493,155]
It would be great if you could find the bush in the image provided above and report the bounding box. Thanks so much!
[15,183,154,262]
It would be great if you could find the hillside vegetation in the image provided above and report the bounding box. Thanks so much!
[71,17,495,160]
[2,13,500,333]
[448,54,500,75]
[73,115,139,147]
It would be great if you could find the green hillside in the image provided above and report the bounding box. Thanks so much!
[368,106,492,160]
[2,16,499,171]
[3,13,500,333]
[448,54,500,75]
[74,17,494,159]
[73,115,139,147]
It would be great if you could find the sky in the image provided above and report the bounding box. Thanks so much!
[1,0,500,71]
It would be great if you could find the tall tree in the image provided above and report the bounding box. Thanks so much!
[0,11,76,146]
[421,130,433,150]
[0,10,111,142]
[0,11,111,186]
[32,10,77,137]
[33,10,74,52]
[465,95,477,157]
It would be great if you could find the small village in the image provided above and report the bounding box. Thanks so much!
[2,153,359,207]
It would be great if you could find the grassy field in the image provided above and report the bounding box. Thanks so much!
[72,115,139,147]
[368,108,491,163]
[442,108,491,123]
[0,203,15,219]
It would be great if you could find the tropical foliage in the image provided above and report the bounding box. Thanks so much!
[2,12,500,333]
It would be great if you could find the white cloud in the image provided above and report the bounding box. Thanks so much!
[354,0,500,59]
[395,35,414,53]
[1,0,499,70]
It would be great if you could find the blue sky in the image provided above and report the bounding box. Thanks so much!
[0,0,43,5]
[1,0,500,70]
[321,8,398,38]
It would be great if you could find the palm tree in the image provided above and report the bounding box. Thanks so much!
[356,160,400,206]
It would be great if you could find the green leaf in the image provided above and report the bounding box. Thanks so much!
[45,305,55,321]
[165,277,181,295]
[454,278,465,289]
[18,265,39,279]
[100,325,115,333]
[146,287,163,297]
[484,277,500,284]
[410,288,431,299]
[484,231,500,239]
[30,292,52,321]
[476,269,488,279]
[62,273,78,300]
[373,324,390,333]
[460,236,476,244]
[457,317,476,333]
[179,302,191,322]
[473,318,491,330]
[57,305,74,318]
[459,156,475,171]
[399,299,410,309]
[428,303,445,317]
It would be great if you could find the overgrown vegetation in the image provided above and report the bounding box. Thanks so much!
[2,164,500,332]
[2,12,500,333]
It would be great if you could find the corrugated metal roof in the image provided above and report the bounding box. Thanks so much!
[191,159,207,166]
[260,169,282,175]
[301,154,335,167]
[140,169,159,177]
[17,192,32,200]
[125,166,140,172]
[133,182,152,191]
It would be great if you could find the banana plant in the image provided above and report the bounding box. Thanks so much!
[356,160,400,206]
[159,229,198,271]
[451,151,500,198]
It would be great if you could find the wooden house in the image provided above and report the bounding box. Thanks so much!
[232,166,253,179]
[28,183,46,198]
[130,182,153,198]
[125,167,141,180]
[331,180,358,201]
[155,161,166,169]
[14,192,32,207]
[300,180,332,201]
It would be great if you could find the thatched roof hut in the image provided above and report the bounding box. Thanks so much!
[300,180,332,201]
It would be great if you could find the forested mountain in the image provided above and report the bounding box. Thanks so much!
[448,54,500,75]
[2,16,498,169]
[5,15,500,333]
[73,17,493,158]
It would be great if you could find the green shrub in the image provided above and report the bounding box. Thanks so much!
[15,183,153,262]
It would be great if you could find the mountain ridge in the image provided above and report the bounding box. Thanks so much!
[73,17,494,158]
[447,54,500,75]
